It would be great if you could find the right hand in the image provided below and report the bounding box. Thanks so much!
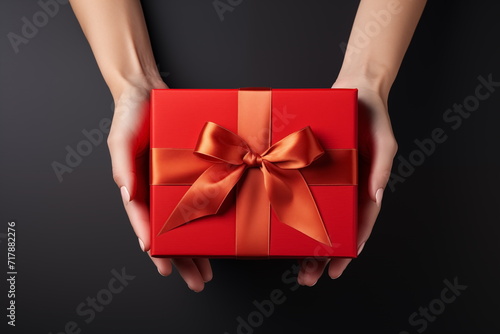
[108,81,212,292]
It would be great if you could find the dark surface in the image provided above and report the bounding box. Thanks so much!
[1,0,499,333]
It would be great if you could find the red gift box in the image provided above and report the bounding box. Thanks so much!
[150,88,357,258]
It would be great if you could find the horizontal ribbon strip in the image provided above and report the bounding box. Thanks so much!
[151,148,358,186]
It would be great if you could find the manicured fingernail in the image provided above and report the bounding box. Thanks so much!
[190,285,203,293]
[375,188,384,207]
[357,242,366,256]
[120,186,130,204]
[331,273,342,279]
[138,238,145,252]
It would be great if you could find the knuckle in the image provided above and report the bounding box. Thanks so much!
[382,136,398,157]
[111,171,123,186]
[391,140,399,156]
[106,133,119,149]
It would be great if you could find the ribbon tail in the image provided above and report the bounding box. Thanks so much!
[261,161,332,246]
[158,163,246,235]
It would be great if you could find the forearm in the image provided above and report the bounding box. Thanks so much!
[69,0,162,100]
[337,0,427,97]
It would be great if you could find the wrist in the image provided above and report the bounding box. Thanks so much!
[108,70,166,102]
[334,61,395,99]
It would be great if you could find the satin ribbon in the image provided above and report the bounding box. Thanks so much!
[158,121,332,248]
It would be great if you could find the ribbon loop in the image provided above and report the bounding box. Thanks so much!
[193,122,249,165]
[263,126,325,169]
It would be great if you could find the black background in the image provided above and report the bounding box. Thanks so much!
[1,1,499,333]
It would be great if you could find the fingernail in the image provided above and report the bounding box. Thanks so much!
[309,280,318,287]
[190,285,203,293]
[375,188,384,207]
[138,238,145,252]
[357,242,366,256]
[120,186,130,204]
[157,268,166,277]
[331,273,342,279]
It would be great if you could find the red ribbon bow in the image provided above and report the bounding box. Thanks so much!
[158,121,332,247]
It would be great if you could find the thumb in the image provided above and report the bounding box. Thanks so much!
[368,134,398,207]
[107,133,137,202]
[108,132,152,251]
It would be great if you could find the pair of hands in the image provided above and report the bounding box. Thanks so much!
[108,80,397,292]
